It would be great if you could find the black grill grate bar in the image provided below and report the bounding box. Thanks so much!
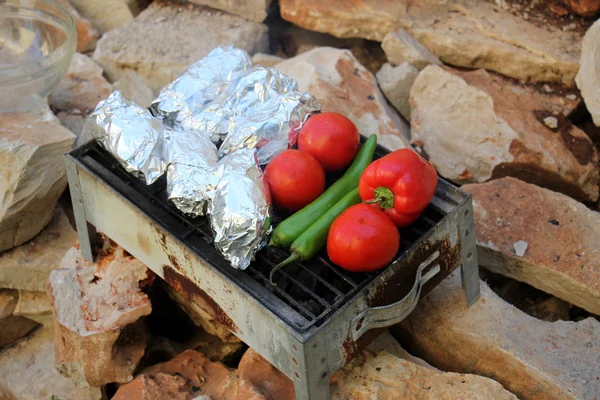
[294,262,346,298]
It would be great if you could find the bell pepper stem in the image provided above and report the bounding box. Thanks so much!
[269,253,299,286]
[364,187,394,209]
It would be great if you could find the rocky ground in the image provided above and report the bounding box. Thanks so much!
[1,0,600,399]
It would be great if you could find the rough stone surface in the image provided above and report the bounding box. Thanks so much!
[94,1,269,91]
[576,19,600,127]
[13,290,53,325]
[113,350,267,400]
[463,177,600,315]
[279,0,582,86]
[252,53,285,68]
[376,62,419,121]
[0,205,77,292]
[238,349,296,400]
[410,66,599,202]
[560,0,600,16]
[0,289,39,348]
[396,270,600,400]
[50,53,112,114]
[276,47,411,150]
[69,0,134,34]
[0,324,102,400]
[112,71,156,109]
[0,105,75,252]
[381,29,441,70]
[55,0,98,52]
[48,241,153,387]
[187,0,272,22]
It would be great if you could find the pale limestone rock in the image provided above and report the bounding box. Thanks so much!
[187,0,272,22]
[382,29,441,70]
[112,71,156,109]
[113,350,267,400]
[463,178,600,315]
[366,330,437,370]
[410,66,599,202]
[14,290,53,325]
[251,53,285,68]
[376,62,419,120]
[275,47,411,150]
[50,53,112,114]
[54,0,99,52]
[398,270,600,400]
[48,241,153,387]
[576,19,600,126]
[0,205,77,292]
[0,105,75,252]
[279,0,582,86]
[283,24,357,56]
[93,1,269,91]
[0,324,102,400]
[69,0,134,34]
[0,289,39,348]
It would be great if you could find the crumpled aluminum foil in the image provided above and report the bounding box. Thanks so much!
[90,91,166,185]
[163,130,219,217]
[208,149,272,270]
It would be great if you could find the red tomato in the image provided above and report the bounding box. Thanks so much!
[264,150,326,212]
[298,112,360,172]
[327,204,400,272]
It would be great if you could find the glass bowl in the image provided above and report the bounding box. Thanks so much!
[0,0,76,112]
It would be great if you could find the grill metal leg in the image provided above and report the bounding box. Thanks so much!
[65,157,97,262]
[293,368,332,400]
[460,201,480,306]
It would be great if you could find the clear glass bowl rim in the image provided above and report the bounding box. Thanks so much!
[0,0,76,72]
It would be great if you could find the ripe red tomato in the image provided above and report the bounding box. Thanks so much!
[264,150,326,212]
[327,204,400,272]
[298,112,360,172]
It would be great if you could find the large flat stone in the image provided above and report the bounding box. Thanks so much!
[187,0,272,22]
[55,0,98,52]
[275,47,411,150]
[279,0,583,86]
[69,0,134,34]
[0,324,102,400]
[0,205,77,292]
[0,289,39,348]
[410,65,599,202]
[376,62,419,121]
[0,105,75,252]
[395,270,600,400]
[48,240,153,387]
[463,177,600,315]
[93,0,269,91]
[576,19,600,127]
[381,29,441,70]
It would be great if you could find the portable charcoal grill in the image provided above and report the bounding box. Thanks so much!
[65,138,480,400]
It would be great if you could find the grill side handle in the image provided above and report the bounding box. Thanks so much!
[350,251,441,341]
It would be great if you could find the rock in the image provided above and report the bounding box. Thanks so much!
[55,0,99,52]
[463,177,600,315]
[112,71,156,109]
[527,296,572,322]
[123,0,150,16]
[56,110,87,139]
[0,105,75,252]
[0,289,40,348]
[543,116,559,129]
[275,47,411,150]
[0,324,102,400]
[93,1,269,92]
[13,290,53,325]
[50,53,112,114]
[165,284,240,344]
[513,240,528,257]
[113,350,267,400]
[396,270,600,400]
[252,53,285,68]
[576,20,600,127]
[279,0,582,86]
[283,24,358,56]
[69,0,134,34]
[47,241,153,387]
[0,205,77,291]
[560,0,600,16]
[366,330,437,370]
[381,29,441,70]
[187,0,272,22]
[186,328,244,362]
[410,66,599,202]
[376,62,419,120]
[238,349,296,400]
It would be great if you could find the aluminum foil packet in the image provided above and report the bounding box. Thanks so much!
[163,130,220,217]
[89,91,166,185]
[208,149,272,270]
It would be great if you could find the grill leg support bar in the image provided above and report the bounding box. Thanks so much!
[460,201,480,306]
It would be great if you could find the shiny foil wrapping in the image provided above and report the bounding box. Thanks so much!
[90,91,166,185]
[209,149,272,270]
[163,130,219,217]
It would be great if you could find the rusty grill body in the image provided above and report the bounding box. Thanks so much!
[66,139,480,400]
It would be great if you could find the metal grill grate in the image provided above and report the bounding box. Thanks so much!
[76,141,446,332]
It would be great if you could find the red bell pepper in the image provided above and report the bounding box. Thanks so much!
[358,149,438,227]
